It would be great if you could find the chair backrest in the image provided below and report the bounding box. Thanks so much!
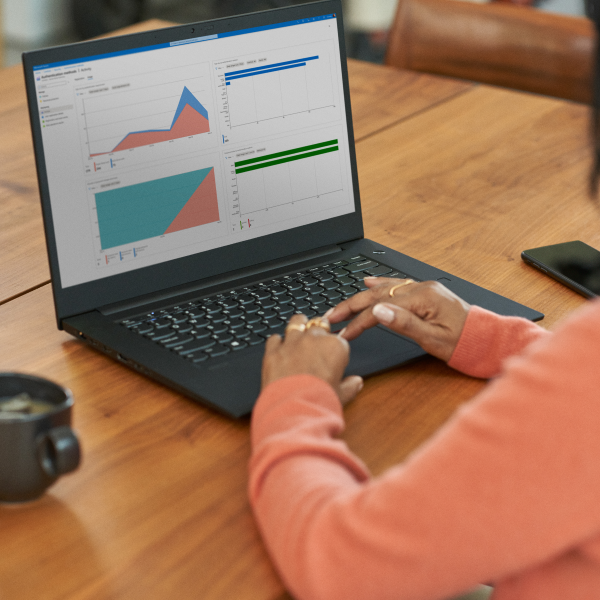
[385,0,594,103]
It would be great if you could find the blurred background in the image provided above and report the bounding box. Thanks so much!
[0,0,587,68]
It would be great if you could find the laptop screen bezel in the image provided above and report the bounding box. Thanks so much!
[23,0,363,325]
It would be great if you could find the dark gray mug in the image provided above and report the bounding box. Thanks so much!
[0,373,81,502]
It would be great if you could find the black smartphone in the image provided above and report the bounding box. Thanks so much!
[521,241,600,298]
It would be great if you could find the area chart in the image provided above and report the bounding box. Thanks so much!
[96,167,219,249]
[90,87,210,157]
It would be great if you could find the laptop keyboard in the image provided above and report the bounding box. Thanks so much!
[119,254,415,364]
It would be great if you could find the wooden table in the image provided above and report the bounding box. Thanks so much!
[1,20,597,600]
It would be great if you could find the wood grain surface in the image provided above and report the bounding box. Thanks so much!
[1,19,597,600]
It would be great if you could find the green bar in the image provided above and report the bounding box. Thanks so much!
[235,145,339,174]
[235,139,338,167]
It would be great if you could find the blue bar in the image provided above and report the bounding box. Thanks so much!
[32,14,335,71]
[225,56,317,78]
[225,62,305,81]
[226,82,230,85]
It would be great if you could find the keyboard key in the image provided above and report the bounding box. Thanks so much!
[223,308,244,319]
[347,255,367,263]
[353,281,368,292]
[236,294,255,304]
[331,259,348,267]
[246,323,267,334]
[308,294,327,305]
[269,285,288,296]
[329,267,349,277]
[203,303,223,314]
[132,323,154,334]
[257,298,276,310]
[187,352,209,363]
[206,322,228,334]
[274,304,294,316]
[320,280,339,291]
[322,290,342,301]
[290,299,310,311]
[338,285,357,296]
[335,276,355,286]
[145,329,176,341]
[243,302,260,314]
[364,265,393,277]
[214,332,234,344]
[183,339,216,353]
[298,276,319,287]
[205,344,230,357]
[233,328,252,339]
[207,312,227,324]
[188,317,210,328]
[219,298,239,309]
[289,289,308,300]
[251,288,272,300]
[247,334,265,346]
[170,323,193,334]
[347,260,378,273]
[242,313,262,324]
[228,340,247,351]
[315,271,334,282]
[162,334,195,348]
[192,328,212,339]
[149,317,172,328]
[257,309,278,320]
[283,279,303,291]
[226,318,247,330]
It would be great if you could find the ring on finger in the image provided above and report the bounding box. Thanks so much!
[305,317,331,333]
[389,280,415,297]
[285,323,306,333]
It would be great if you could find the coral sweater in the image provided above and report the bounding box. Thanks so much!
[249,300,600,600]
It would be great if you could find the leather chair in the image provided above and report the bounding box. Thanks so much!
[385,0,595,103]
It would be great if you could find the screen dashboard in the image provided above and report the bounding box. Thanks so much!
[31,12,356,289]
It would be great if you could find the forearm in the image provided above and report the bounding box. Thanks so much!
[447,306,549,378]
[250,301,600,600]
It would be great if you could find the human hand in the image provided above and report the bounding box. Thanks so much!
[326,277,470,362]
[261,314,364,405]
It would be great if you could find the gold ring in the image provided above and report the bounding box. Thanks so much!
[285,323,306,333]
[305,317,331,333]
[389,280,414,297]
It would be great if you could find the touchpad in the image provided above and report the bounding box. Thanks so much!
[343,326,427,377]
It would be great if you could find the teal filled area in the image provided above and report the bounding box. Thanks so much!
[95,167,213,250]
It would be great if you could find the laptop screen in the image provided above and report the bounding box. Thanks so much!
[31,11,355,290]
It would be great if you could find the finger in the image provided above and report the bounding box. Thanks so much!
[339,376,364,406]
[372,302,452,361]
[264,332,283,355]
[326,286,386,324]
[284,313,309,339]
[305,317,331,337]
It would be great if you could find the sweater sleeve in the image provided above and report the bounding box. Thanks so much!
[447,306,550,379]
[249,299,600,600]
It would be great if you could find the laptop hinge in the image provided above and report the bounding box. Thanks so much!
[99,243,345,316]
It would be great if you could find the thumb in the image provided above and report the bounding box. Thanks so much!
[339,376,364,406]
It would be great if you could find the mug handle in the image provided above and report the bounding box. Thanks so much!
[37,426,81,478]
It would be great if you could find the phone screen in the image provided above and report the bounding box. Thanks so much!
[522,241,600,297]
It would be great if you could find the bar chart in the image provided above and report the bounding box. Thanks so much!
[217,42,339,139]
[233,139,343,218]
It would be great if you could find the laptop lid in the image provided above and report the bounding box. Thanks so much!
[22,0,363,326]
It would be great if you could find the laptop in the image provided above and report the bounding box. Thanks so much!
[22,0,543,418]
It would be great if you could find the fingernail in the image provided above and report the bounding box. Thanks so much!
[337,327,347,338]
[373,303,394,324]
[324,308,334,318]
[364,277,378,283]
